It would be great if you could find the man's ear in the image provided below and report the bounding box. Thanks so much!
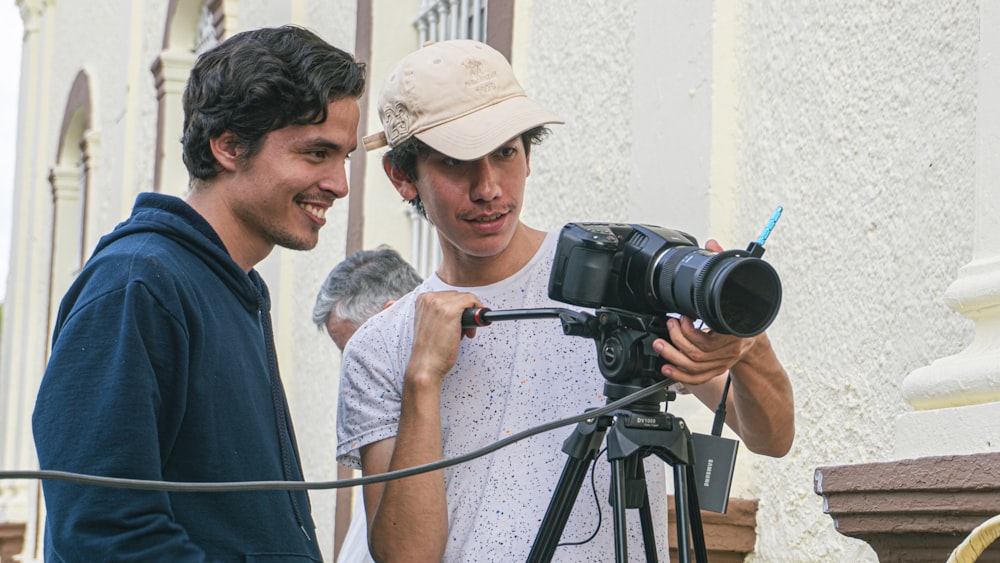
[382,299,396,311]
[383,154,418,201]
[209,131,241,173]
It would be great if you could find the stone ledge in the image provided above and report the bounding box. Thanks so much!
[0,522,25,563]
[667,496,759,563]
[814,451,1000,562]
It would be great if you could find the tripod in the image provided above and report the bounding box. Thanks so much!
[526,381,707,563]
[536,307,709,562]
[461,306,710,562]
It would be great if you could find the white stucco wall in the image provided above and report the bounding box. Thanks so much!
[514,1,636,230]
[736,3,978,560]
[505,1,980,562]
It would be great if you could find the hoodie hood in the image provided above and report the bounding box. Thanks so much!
[91,192,268,312]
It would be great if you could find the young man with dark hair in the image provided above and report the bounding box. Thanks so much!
[338,40,793,561]
[32,25,365,561]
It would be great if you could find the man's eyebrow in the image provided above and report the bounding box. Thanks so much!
[299,137,357,153]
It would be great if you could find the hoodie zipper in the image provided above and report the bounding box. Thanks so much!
[257,300,312,541]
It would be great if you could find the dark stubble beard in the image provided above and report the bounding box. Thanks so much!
[232,199,320,252]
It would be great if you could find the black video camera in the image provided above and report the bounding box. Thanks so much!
[547,223,782,337]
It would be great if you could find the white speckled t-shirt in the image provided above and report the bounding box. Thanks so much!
[336,232,669,562]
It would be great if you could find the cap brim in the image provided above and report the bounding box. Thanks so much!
[415,95,563,161]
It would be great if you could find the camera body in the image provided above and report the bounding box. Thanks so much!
[549,223,698,313]
[548,222,781,337]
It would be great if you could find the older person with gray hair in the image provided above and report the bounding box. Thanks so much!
[313,245,423,352]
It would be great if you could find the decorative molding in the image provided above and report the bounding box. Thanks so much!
[17,0,44,36]
[815,452,1000,562]
[56,70,92,164]
[150,49,197,194]
[150,50,197,101]
[48,164,80,203]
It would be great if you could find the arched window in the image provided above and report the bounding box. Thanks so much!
[151,0,230,196]
[48,70,95,344]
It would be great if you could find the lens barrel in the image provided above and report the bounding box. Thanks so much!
[655,248,781,337]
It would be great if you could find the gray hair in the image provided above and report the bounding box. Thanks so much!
[312,245,423,329]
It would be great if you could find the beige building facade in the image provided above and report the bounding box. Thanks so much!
[1,0,999,561]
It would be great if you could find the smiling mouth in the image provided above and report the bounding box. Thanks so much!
[298,202,328,220]
[473,213,503,223]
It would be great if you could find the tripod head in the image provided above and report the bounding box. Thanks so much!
[461,306,676,408]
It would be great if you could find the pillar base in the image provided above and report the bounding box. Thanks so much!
[894,402,1000,458]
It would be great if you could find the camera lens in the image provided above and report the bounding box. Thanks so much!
[656,248,781,337]
[697,255,781,336]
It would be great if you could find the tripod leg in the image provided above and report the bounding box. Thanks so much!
[528,417,609,563]
[609,457,630,563]
[673,464,692,563]
[634,459,659,562]
[613,455,659,562]
[684,463,708,563]
[673,462,709,563]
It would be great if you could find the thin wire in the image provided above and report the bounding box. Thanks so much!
[0,381,671,493]
[711,375,732,436]
[557,447,606,548]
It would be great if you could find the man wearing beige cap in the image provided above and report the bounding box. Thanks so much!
[337,40,794,562]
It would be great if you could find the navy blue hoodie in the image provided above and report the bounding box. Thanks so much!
[33,193,322,562]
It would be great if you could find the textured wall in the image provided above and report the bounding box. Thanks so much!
[510,1,980,561]
[737,2,978,561]
[514,0,637,230]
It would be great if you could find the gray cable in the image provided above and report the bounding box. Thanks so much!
[0,380,670,492]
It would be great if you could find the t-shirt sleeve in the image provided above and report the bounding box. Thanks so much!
[335,314,408,469]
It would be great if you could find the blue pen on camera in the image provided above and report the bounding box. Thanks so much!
[746,205,782,258]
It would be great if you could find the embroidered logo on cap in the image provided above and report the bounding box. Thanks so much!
[382,102,411,146]
[463,58,498,95]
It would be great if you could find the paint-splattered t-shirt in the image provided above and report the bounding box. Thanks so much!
[337,232,670,562]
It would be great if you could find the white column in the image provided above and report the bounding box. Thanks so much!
[48,164,82,335]
[895,0,1000,458]
[1,4,56,561]
[150,48,196,198]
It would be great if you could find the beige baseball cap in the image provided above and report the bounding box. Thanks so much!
[362,40,563,161]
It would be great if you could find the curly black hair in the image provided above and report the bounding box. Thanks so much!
[181,25,366,183]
